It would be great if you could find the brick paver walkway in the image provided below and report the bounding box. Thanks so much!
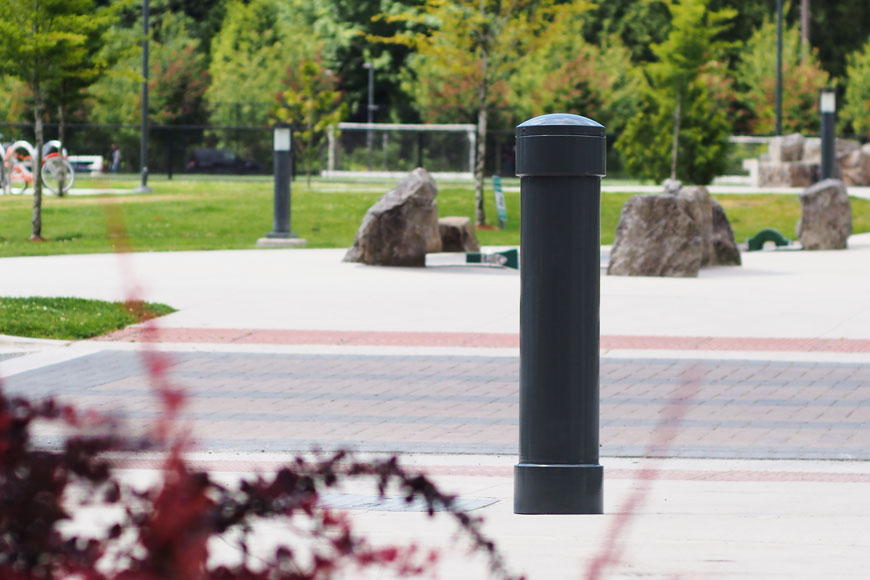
[5,350,869,460]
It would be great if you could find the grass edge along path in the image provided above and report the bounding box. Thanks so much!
[0,179,868,257]
[0,297,176,340]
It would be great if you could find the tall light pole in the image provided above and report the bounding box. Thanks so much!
[135,0,153,192]
[363,62,374,171]
[775,0,783,136]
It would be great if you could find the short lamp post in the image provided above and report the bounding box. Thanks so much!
[820,88,836,180]
[134,0,153,193]
[257,124,306,248]
[363,62,375,172]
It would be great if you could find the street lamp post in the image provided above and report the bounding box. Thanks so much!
[363,62,374,171]
[820,88,836,180]
[775,0,783,136]
[135,0,152,193]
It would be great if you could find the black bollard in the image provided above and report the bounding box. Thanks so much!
[514,113,605,515]
[270,123,293,237]
[257,124,305,247]
[820,88,836,181]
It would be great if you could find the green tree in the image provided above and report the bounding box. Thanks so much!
[0,0,100,239]
[46,1,113,195]
[275,59,348,187]
[319,0,425,123]
[616,0,736,185]
[0,76,30,124]
[580,0,672,63]
[735,15,830,134]
[390,0,584,226]
[206,0,325,129]
[509,8,642,138]
[841,38,870,138]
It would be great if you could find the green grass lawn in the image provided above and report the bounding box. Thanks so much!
[0,297,176,340]
[1,178,868,257]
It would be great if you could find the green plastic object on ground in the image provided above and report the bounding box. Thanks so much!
[747,228,790,251]
[466,248,519,269]
[493,174,507,229]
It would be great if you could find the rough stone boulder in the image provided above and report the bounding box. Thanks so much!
[438,216,481,252]
[758,161,818,187]
[343,167,442,266]
[768,133,805,163]
[710,199,742,266]
[607,195,703,277]
[677,186,714,266]
[803,137,860,165]
[838,144,870,186]
[795,179,852,250]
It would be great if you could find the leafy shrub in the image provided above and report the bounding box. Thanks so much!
[841,39,870,138]
[0,385,521,580]
[616,0,735,185]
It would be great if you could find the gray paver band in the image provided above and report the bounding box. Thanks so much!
[4,350,869,459]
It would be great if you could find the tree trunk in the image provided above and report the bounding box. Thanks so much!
[32,95,44,240]
[670,93,682,181]
[800,0,810,62]
[474,51,488,226]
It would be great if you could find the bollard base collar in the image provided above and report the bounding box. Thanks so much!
[514,462,603,514]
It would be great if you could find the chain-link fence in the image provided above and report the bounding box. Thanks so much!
[1,121,763,182]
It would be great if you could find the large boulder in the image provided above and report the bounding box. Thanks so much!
[608,195,703,277]
[344,168,442,266]
[768,133,805,163]
[795,179,852,250]
[677,185,714,266]
[804,137,861,165]
[438,216,481,252]
[838,144,870,186]
[757,161,819,187]
[711,199,742,266]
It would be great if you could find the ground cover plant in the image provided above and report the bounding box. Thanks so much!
[0,297,175,340]
[1,178,868,256]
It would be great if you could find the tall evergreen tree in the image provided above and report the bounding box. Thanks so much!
[617,0,736,185]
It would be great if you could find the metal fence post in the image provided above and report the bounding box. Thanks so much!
[514,113,606,515]
[820,88,836,180]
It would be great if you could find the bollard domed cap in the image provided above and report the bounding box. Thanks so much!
[517,113,604,137]
[515,114,606,177]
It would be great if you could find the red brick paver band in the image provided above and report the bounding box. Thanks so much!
[97,327,870,353]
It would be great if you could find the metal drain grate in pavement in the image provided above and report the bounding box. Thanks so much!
[320,494,498,512]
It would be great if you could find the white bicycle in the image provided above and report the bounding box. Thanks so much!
[1,139,75,195]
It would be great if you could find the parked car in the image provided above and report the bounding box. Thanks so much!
[186,148,262,174]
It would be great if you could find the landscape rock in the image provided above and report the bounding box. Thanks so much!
[663,178,682,195]
[804,137,861,165]
[768,133,805,163]
[343,167,442,266]
[758,161,819,187]
[608,195,703,277]
[438,216,481,252]
[839,150,865,185]
[710,199,742,266]
[838,146,870,186]
[678,185,714,266]
[795,178,852,250]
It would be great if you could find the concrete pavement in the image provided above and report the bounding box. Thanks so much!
[2,234,870,579]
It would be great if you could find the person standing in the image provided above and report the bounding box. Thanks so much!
[111,144,120,173]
